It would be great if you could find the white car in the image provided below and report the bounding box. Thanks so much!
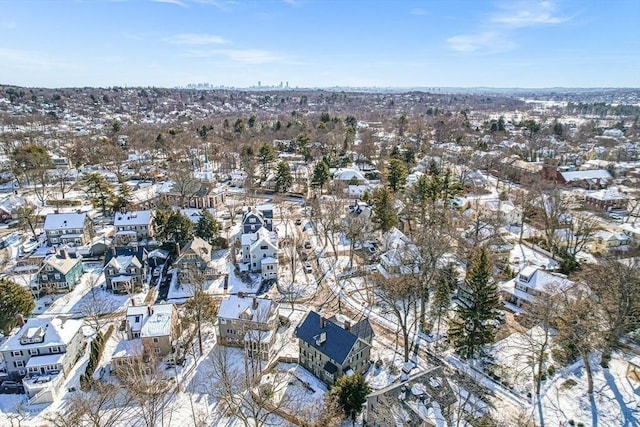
[21,237,39,254]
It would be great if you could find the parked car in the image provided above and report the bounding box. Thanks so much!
[304,241,312,250]
[295,218,303,226]
[1,381,24,394]
[21,237,39,254]
[300,251,309,261]
[303,262,313,274]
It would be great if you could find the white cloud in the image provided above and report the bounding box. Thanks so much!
[193,0,238,10]
[491,1,570,28]
[151,0,187,7]
[165,33,229,45]
[183,48,284,64]
[446,31,516,53]
[0,48,77,71]
[410,8,427,16]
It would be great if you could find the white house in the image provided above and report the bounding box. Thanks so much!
[499,266,574,313]
[240,228,279,279]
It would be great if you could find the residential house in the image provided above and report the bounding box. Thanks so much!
[0,316,85,404]
[104,247,148,294]
[35,249,84,296]
[112,303,181,375]
[43,212,94,247]
[216,294,279,361]
[241,205,273,234]
[295,311,373,385]
[113,210,154,247]
[240,228,279,280]
[174,237,218,283]
[622,223,640,247]
[364,367,456,427]
[590,230,630,254]
[499,266,574,313]
[481,199,522,226]
[0,195,26,223]
[585,189,629,211]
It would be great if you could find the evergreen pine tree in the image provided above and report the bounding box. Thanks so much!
[371,187,397,233]
[448,248,501,359]
[274,161,293,193]
[194,209,220,245]
[311,160,330,194]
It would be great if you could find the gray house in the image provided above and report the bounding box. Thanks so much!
[0,316,85,403]
[216,294,279,361]
[295,311,373,385]
[43,212,94,247]
[364,367,456,427]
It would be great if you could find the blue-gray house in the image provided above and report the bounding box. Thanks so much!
[295,310,373,385]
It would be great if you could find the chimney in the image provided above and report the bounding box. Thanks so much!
[176,242,181,256]
[252,297,258,310]
[131,297,136,306]
[344,320,351,331]
[60,248,68,259]
[112,246,116,257]
[16,314,25,327]
[147,305,153,316]
[320,316,325,329]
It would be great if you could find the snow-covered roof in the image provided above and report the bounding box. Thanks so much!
[114,210,152,227]
[333,167,368,182]
[43,254,81,275]
[218,295,275,323]
[0,317,83,352]
[586,189,628,201]
[560,169,612,183]
[502,266,573,298]
[112,339,144,359]
[141,304,174,337]
[25,353,65,368]
[107,254,142,273]
[44,212,87,230]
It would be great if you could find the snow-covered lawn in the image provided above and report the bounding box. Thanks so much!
[540,353,640,427]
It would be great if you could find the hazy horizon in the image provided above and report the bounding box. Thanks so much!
[1,0,639,89]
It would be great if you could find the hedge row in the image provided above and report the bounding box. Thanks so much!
[80,325,114,390]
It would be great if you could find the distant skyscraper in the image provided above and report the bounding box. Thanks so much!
[285,81,289,88]
[258,81,261,87]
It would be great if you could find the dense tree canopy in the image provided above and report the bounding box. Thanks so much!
[0,278,35,335]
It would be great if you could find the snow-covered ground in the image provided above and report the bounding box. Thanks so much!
[540,353,640,426]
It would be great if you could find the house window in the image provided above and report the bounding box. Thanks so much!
[41,274,48,281]
[51,347,60,353]
[11,350,22,357]
[28,349,39,356]
[260,245,268,250]
[154,348,161,354]
[14,360,24,368]
[153,338,159,343]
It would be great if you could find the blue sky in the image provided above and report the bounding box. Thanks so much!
[0,0,638,88]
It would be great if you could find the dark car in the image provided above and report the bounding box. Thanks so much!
[1,381,24,394]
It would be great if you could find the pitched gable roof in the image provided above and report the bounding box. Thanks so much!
[296,311,369,365]
[44,212,87,230]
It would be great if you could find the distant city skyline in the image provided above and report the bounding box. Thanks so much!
[0,0,638,89]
